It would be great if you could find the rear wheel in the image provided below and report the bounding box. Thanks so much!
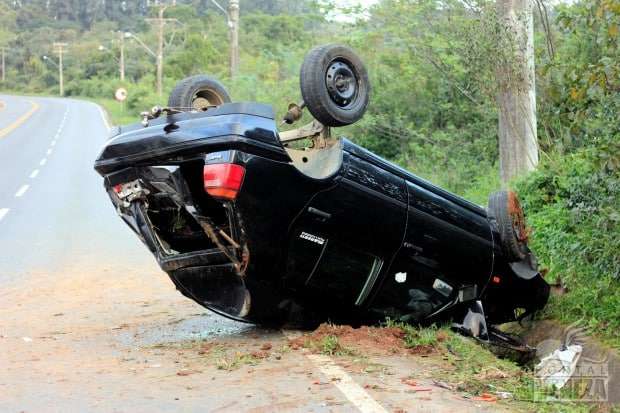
[488,191,530,262]
[168,75,231,111]
[300,44,370,127]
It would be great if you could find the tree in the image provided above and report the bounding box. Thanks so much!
[496,0,539,185]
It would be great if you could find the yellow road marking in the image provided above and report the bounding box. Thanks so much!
[0,100,40,139]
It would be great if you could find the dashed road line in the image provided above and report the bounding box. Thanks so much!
[15,185,30,198]
[40,158,47,166]
[0,208,9,221]
[0,100,40,139]
[283,331,388,413]
[51,140,56,146]
[30,169,39,179]
[46,148,53,155]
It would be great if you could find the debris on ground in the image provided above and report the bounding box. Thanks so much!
[401,378,418,387]
[471,393,497,402]
[432,380,453,390]
[535,344,583,388]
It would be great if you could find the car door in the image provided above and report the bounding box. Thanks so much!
[368,180,493,321]
[285,152,407,308]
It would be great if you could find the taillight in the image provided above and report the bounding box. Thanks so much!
[203,163,245,200]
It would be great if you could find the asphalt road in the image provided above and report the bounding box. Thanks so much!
[0,96,507,413]
[0,95,149,279]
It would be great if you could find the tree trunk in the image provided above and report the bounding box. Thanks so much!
[496,0,538,185]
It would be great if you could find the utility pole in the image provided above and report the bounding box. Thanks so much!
[1,47,6,82]
[53,42,68,96]
[228,0,239,77]
[496,0,538,185]
[145,5,177,96]
[119,31,125,82]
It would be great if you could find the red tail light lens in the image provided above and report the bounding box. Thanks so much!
[203,163,245,200]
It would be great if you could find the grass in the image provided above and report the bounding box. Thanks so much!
[304,334,358,357]
[215,351,263,371]
[383,321,595,412]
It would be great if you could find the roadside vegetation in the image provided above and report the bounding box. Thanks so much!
[0,0,617,348]
[293,322,594,412]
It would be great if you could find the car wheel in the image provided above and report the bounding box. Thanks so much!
[488,191,530,262]
[168,75,231,111]
[300,44,370,127]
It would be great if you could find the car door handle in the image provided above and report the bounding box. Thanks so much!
[308,207,331,220]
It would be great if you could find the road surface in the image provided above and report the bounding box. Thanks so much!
[0,96,507,413]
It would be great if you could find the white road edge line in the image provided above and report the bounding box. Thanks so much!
[14,184,29,198]
[40,158,47,166]
[0,208,9,221]
[282,331,388,413]
[97,104,112,132]
[30,169,39,179]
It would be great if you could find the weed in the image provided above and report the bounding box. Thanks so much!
[215,352,262,371]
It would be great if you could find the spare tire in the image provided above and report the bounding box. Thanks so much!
[168,75,231,111]
[488,191,530,262]
[300,44,370,127]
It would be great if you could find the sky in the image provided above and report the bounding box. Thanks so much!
[329,0,380,22]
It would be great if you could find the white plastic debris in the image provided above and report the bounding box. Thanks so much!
[535,344,583,388]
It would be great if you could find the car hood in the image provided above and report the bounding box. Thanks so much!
[94,102,290,175]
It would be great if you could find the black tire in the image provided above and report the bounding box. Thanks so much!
[488,191,530,262]
[168,75,231,111]
[300,44,370,127]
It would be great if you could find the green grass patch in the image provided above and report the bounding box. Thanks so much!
[303,334,358,357]
[215,351,263,371]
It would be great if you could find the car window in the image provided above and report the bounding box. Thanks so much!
[306,240,376,304]
[368,253,455,322]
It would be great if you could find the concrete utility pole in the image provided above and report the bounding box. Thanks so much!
[53,42,68,96]
[119,31,126,82]
[496,0,538,185]
[145,5,177,96]
[211,0,240,77]
[228,0,240,77]
[1,47,6,82]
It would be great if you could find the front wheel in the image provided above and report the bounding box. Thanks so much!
[488,190,530,262]
[168,75,231,111]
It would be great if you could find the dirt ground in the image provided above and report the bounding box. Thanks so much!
[1,259,517,413]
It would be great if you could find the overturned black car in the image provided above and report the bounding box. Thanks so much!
[94,45,549,347]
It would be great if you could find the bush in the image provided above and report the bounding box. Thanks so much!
[516,149,620,347]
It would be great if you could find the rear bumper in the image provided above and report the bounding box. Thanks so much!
[159,249,229,272]
[104,164,255,321]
